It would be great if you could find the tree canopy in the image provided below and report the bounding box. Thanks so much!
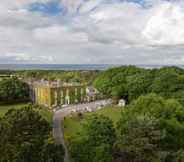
[116,93,184,162]
[0,78,29,103]
[94,66,184,105]
[69,114,116,162]
[0,106,64,162]
[68,94,184,162]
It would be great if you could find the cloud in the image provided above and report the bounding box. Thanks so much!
[143,1,184,45]
[0,0,184,64]
[2,53,54,63]
[85,2,147,45]
[77,0,184,47]
[60,0,84,14]
[0,0,50,8]
[33,25,88,44]
[78,0,104,14]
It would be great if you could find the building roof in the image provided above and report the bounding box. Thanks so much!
[32,80,85,88]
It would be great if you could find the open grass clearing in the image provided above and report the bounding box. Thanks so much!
[63,106,123,140]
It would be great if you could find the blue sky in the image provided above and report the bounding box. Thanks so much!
[0,0,184,64]
[27,0,173,15]
[28,0,147,16]
[28,0,64,16]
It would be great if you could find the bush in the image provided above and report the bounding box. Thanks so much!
[0,78,29,103]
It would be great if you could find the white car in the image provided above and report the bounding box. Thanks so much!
[62,104,68,108]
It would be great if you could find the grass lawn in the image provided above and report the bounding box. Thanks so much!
[0,103,52,123]
[63,106,123,140]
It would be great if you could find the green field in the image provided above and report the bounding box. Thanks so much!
[63,106,123,140]
[0,103,52,122]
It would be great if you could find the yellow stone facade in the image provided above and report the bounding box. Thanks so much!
[30,80,98,108]
[34,86,52,107]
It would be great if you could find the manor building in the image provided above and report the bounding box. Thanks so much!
[29,80,99,108]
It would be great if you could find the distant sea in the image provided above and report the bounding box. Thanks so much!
[0,64,183,71]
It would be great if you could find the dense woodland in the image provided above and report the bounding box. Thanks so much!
[69,94,184,162]
[1,66,184,162]
[0,78,29,104]
[0,105,64,162]
[94,66,184,105]
[68,66,184,162]
[16,70,99,84]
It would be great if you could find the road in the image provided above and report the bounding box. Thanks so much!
[53,99,112,162]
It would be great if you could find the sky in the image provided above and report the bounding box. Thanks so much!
[0,0,184,64]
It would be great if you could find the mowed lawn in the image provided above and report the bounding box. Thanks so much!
[0,103,52,123]
[63,106,123,140]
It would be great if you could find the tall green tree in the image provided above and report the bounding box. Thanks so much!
[126,71,153,102]
[0,106,64,162]
[93,66,145,101]
[42,142,65,162]
[117,94,184,162]
[70,114,116,162]
[94,66,184,105]
[0,78,29,102]
[116,116,162,162]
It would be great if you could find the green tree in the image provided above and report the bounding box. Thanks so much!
[93,66,145,101]
[126,71,153,102]
[151,71,184,99]
[117,116,162,162]
[42,142,65,162]
[70,114,116,162]
[84,115,116,146]
[0,118,16,161]
[69,138,93,162]
[94,66,184,105]
[174,150,184,162]
[0,106,50,161]
[0,106,65,162]
[0,78,29,102]
[117,94,184,162]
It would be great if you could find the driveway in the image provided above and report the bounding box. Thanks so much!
[53,99,112,162]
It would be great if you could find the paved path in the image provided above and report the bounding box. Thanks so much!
[53,99,112,162]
